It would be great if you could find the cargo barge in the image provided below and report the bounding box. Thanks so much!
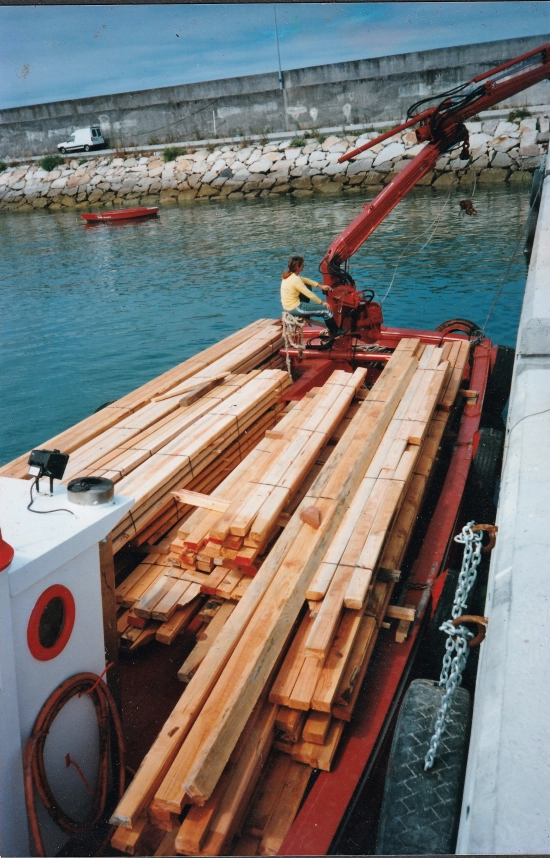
[1,42,548,858]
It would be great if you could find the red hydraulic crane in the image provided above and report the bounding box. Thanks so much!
[316,42,550,344]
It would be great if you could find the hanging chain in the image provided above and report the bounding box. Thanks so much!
[424,521,483,771]
[282,312,305,380]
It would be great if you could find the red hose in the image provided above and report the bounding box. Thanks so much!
[23,672,125,857]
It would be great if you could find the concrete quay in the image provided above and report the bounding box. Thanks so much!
[0,117,547,212]
[1,34,548,158]
[456,157,550,852]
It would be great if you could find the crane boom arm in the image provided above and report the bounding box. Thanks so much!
[320,42,550,286]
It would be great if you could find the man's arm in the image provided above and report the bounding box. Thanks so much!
[296,279,324,305]
[302,276,328,292]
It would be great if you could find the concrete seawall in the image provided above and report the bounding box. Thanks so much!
[1,116,547,212]
[1,34,549,159]
[456,156,550,851]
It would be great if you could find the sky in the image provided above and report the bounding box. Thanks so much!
[1,2,550,110]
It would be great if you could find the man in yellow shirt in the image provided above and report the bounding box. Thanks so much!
[280,255,346,338]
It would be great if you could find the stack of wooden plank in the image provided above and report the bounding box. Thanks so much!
[167,368,368,581]
[0,320,283,481]
[0,321,288,554]
[107,368,290,552]
[264,341,469,770]
[108,336,472,856]
[113,369,368,653]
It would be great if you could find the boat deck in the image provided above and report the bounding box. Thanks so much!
[1,319,480,856]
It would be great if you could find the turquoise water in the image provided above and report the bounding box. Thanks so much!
[0,184,530,466]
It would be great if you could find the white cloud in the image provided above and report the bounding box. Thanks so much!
[0,3,549,109]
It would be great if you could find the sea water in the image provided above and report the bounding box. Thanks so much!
[0,183,531,465]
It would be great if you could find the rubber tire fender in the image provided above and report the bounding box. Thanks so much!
[375,678,472,856]
[483,344,515,419]
[435,318,482,338]
[467,425,505,525]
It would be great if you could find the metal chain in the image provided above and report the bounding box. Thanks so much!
[424,521,483,770]
[282,312,305,380]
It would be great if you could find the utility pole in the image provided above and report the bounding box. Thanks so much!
[273,5,290,131]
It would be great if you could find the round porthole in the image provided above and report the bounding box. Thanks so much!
[27,585,75,661]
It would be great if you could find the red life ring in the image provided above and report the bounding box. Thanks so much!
[27,585,75,661]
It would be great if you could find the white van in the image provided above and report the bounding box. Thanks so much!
[57,126,105,154]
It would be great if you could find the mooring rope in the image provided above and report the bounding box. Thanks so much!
[282,312,305,380]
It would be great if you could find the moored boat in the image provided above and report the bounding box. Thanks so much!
[80,206,159,222]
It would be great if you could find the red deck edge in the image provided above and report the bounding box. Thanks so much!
[278,337,492,856]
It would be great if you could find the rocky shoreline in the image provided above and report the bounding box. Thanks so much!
[1,116,547,212]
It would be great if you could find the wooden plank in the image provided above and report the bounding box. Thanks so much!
[258,761,311,855]
[152,371,231,402]
[301,711,332,745]
[268,614,314,707]
[440,340,470,409]
[230,483,276,537]
[332,615,378,718]
[287,649,325,712]
[386,604,415,622]
[155,595,203,645]
[196,566,231,594]
[290,718,345,772]
[174,764,234,854]
[117,609,132,634]
[111,816,148,854]
[274,707,306,743]
[306,561,337,602]
[337,479,388,568]
[244,752,293,837]
[176,704,277,856]
[344,479,405,610]
[232,576,253,601]
[310,609,364,713]
[133,574,177,619]
[178,601,236,683]
[152,579,191,622]
[159,346,422,806]
[247,486,291,548]
[303,564,354,659]
[116,561,157,605]
[394,603,416,643]
[121,622,160,651]
[379,473,426,572]
[120,564,167,609]
[171,490,230,513]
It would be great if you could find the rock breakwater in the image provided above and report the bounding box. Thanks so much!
[1,117,547,212]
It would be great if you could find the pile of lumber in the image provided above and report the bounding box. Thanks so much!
[108,337,471,856]
[169,369,367,582]
[0,321,286,551]
[107,367,289,552]
[112,369,366,652]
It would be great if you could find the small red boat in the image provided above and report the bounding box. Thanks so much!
[80,206,159,222]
